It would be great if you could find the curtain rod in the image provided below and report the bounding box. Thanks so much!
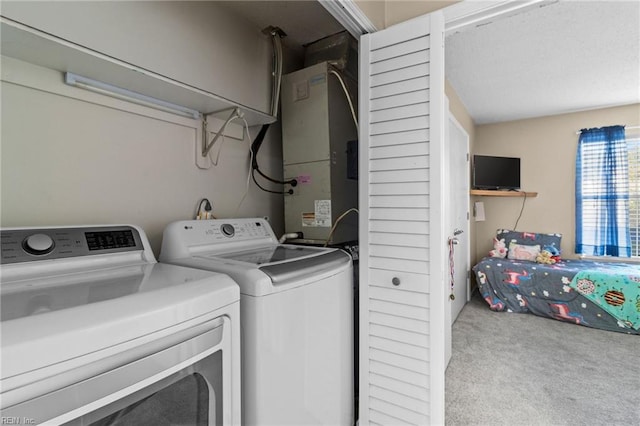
[576,125,640,135]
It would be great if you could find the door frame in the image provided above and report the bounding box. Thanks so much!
[319,0,547,35]
[358,12,447,424]
[320,0,547,423]
[447,107,471,304]
[443,99,471,367]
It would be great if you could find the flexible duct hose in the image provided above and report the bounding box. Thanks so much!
[269,30,284,118]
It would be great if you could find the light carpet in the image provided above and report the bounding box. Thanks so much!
[445,292,640,426]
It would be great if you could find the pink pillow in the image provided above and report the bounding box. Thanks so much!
[508,242,540,261]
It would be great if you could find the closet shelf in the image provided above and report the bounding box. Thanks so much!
[0,17,276,126]
[470,189,538,197]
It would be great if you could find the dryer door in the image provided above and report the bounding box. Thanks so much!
[2,315,238,426]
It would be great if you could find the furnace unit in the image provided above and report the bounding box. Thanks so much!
[281,61,358,245]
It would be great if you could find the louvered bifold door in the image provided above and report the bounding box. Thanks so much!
[359,12,446,426]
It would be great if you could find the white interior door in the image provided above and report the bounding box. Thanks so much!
[448,113,470,314]
[359,11,446,425]
[444,111,470,366]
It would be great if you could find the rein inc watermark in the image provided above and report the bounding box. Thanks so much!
[1,418,35,425]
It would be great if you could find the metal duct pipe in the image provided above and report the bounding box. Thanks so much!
[262,26,286,118]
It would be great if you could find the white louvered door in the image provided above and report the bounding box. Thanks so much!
[359,12,446,425]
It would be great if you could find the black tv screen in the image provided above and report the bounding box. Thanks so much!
[472,155,521,190]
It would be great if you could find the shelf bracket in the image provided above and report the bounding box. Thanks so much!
[201,107,242,157]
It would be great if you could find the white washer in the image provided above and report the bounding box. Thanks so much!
[1,225,241,425]
[160,218,354,426]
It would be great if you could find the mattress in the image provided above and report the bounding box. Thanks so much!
[472,257,640,334]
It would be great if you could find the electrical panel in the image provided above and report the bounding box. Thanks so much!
[281,61,358,245]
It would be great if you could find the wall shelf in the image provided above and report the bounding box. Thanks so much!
[0,17,276,126]
[470,189,538,197]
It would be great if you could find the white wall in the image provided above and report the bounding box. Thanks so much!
[0,1,289,256]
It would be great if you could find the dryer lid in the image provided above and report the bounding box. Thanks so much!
[259,249,351,284]
[199,245,352,287]
[1,263,239,381]
[213,244,326,265]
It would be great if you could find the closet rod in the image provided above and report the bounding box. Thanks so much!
[576,125,640,135]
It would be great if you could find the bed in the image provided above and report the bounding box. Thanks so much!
[473,230,640,335]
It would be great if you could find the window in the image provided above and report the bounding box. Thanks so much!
[628,134,640,256]
[575,125,639,258]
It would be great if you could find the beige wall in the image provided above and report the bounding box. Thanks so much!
[446,80,475,141]
[354,0,386,29]
[472,103,640,264]
[0,2,287,256]
[384,0,460,27]
[0,57,285,256]
[355,0,460,29]
[1,1,272,113]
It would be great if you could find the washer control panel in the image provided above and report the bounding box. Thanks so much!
[23,233,55,255]
[177,218,276,246]
[1,226,143,264]
[221,223,236,237]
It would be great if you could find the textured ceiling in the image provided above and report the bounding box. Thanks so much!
[445,0,640,124]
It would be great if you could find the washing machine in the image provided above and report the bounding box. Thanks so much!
[0,224,241,425]
[159,218,353,426]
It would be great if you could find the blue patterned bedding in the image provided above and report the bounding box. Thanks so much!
[472,257,640,334]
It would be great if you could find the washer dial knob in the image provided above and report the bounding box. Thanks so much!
[24,233,55,255]
[221,224,235,237]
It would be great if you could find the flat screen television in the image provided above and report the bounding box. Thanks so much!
[472,155,521,190]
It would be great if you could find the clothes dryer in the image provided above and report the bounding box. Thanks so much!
[160,218,353,426]
[1,225,241,425]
